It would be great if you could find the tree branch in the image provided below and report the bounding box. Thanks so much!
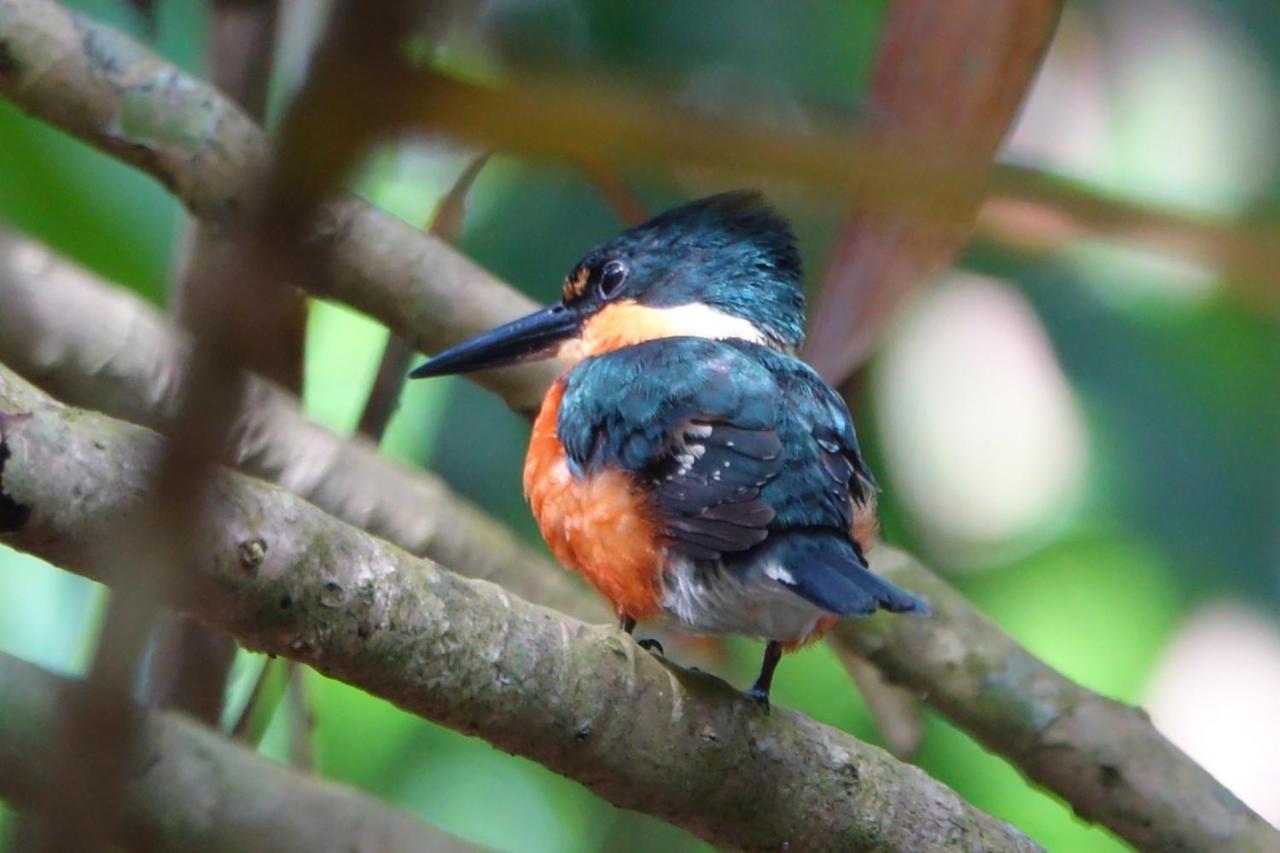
[19,2,440,845]
[0,365,1041,853]
[803,0,1063,763]
[356,151,493,442]
[806,0,1061,385]
[2,267,1275,851]
[143,611,238,722]
[0,226,598,623]
[148,0,288,730]
[2,31,1269,845]
[834,550,1277,852]
[0,0,1271,408]
[0,652,479,853]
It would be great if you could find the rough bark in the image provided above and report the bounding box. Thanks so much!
[0,653,480,853]
[0,0,269,223]
[0,366,1041,853]
[0,0,559,412]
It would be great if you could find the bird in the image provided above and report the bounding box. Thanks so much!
[410,190,927,709]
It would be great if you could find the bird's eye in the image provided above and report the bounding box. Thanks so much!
[597,260,628,299]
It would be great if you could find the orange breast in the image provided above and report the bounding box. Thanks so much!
[523,382,665,619]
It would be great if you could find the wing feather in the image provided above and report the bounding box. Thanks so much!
[558,338,877,564]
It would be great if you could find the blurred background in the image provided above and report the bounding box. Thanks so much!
[1,1,1278,850]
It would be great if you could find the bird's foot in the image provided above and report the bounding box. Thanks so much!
[745,686,771,714]
[745,640,781,714]
[637,637,665,656]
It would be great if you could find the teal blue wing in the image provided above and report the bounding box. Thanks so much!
[558,338,873,559]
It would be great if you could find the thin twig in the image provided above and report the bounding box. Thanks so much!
[355,336,419,443]
[143,612,239,722]
[287,663,315,770]
[396,69,1279,299]
[832,644,924,759]
[575,155,648,227]
[356,151,493,442]
[229,656,288,743]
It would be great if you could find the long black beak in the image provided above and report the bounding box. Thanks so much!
[409,303,582,379]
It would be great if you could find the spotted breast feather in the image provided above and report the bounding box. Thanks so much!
[558,337,926,638]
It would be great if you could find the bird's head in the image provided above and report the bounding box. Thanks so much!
[409,190,806,380]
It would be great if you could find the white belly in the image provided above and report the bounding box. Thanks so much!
[658,555,830,642]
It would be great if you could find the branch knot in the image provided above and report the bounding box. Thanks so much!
[0,411,32,533]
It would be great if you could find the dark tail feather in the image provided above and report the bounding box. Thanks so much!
[751,531,928,617]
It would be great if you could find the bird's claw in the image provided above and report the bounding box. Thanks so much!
[745,687,771,714]
[637,637,665,656]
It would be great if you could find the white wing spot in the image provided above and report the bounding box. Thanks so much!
[764,562,795,584]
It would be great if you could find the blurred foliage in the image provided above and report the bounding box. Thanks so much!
[2,1,1279,851]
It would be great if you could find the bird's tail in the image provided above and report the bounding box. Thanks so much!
[754,530,928,617]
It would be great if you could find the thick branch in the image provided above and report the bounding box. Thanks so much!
[0,0,268,222]
[838,550,1276,853]
[0,653,477,853]
[0,226,597,622]
[0,367,1040,853]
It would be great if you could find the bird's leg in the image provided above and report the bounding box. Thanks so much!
[637,637,665,656]
[746,641,783,712]
[619,613,664,656]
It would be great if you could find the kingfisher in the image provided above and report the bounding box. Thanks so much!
[410,191,926,708]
